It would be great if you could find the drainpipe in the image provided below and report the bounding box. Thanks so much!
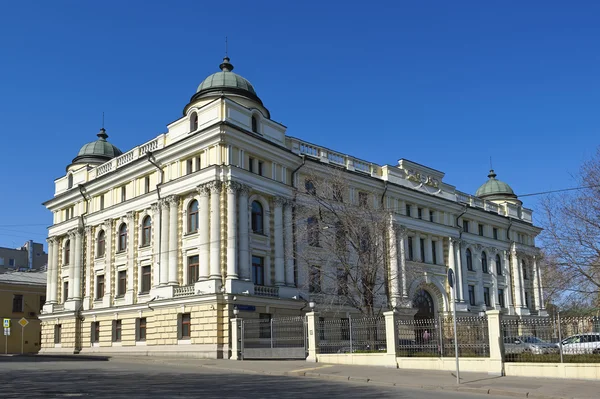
[291,154,306,189]
[455,205,468,308]
[74,184,89,354]
[146,151,164,289]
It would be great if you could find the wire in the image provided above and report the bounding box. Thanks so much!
[519,184,600,198]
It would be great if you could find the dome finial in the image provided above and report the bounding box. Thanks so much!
[488,169,497,179]
[97,128,108,141]
[220,56,234,72]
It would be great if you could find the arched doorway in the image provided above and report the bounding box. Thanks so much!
[412,289,435,320]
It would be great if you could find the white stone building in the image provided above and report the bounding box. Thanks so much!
[39,57,546,358]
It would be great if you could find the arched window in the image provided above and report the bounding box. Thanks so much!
[187,200,198,233]
[118,223,127,252]
[496,254,502,275]
[251,201,264,234]
[251,115,258,133]
[481,251,488,273]
[305,180,316,195]
[466,249,473,271]
[64,240,70,265]
[67,174,73,189]
[522,260,528,279]
[190,112,198,132]
[97,230,105,257]
[141,216,152,246]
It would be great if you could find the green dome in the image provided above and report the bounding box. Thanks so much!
[72,128,123,165]
[475,170,517,199]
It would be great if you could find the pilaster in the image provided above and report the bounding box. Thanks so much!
[284,201,294,286]
[208,181,222,281]
[168,195,179,285]
[198,184,211,281]
[225,182,238,280]
[159,199,170,286]
[238,184,250,281]
[273,196,285,286]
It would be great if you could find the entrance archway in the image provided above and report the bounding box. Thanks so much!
[412,289,435,320]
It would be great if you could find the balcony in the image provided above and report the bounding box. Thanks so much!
[173,285,195,298]
[254,285,279,298]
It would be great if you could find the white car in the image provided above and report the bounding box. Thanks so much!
[560,333,600,355]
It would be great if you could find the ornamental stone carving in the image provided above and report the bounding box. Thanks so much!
[197,183,212,196]
[224,181,241,194]
[397,225,408,239]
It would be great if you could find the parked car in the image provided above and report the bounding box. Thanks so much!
[560,333,600,355]
[503,336,558,354]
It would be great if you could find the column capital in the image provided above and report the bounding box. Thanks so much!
[47,236,58,244]
[151,202,160,214]
[396,225,408,238]
[166,195,179,207]
[450,237,462,245]
[126,210,135,221]
[224,181,241,194]
[84,226,93,235]
[238,184,251,196]
[272,196,291,207]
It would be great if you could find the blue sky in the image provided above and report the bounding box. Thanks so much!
[1,1,598,249]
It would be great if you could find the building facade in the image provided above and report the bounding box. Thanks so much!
[0,271,46,354]
[40,57,545,358]
[0,241,47,272]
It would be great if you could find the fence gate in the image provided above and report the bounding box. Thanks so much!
[241,316,307,360]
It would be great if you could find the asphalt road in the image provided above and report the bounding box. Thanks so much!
[0,357,508,399]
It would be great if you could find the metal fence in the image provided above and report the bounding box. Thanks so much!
[318,316,386,354]
[241,316,306,359]
[501,316,600,363]
[396,316,489,358]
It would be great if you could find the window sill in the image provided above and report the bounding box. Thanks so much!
[184,231,199,237]
[115,295,125,299]
[116,250,127,255]
[54,343,62,348]
[94,298,103,302]
[139,244,151,249]
[112,341,122,346]
[251,231,267,237]
[95,256,106,260]
[178,338,192,345]
[135,340,147,346]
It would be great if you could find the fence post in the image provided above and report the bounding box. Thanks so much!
[384,311,399,368]
[230,317,242,360]
[306,311,319,362]
[486,310,504,376]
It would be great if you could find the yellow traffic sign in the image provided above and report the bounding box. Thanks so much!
[2,319,9,328]
[18,318,28,328]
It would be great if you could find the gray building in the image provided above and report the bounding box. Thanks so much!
[0,240,47,272]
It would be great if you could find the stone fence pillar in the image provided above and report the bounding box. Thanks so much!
[230,318,242,360]
[384,311,399,368]
[486,310,504,375]
[306,312,319,362]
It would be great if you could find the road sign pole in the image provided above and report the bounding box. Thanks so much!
[447,268,460,385]
[21,325,24,354]
[4,334,6,354]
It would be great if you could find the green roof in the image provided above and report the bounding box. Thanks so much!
[475,170,516,198]
[72,128,122,165]
[196,57,258,98]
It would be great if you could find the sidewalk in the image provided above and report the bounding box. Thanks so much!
[114,356,600,399]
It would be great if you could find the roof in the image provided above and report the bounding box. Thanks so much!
[0,271,47,286]
[475,170,517,199]
[71,128,123,165]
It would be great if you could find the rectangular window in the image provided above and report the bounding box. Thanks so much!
[462,220,469,233]
[112,320,122,342]
[141,266,151,294]
[9,258,15,267]
[186,158,193,175]
[100,194,105,211]
[405,204,411,217]
[117,270,127,297]
[187,255,199,285]
[307,217,320,247]
[478,224,484,236]
[179,313,191,339]
[407,237,414,260]
[484,287,491,307]
[419,238,425,262]
[63,281,69,303]
[431,241,437,265]
[0,257,4,266]
[468,285,476,306]
[144,176,150,194]
[417,208,423,219]
[259,313,271,339]
[258,160,264,176]
[195,156,201,172]
[524,292,530,308]
[121,186,126,202]
[309,265,321,293]
[358,192,368,206]
[252,256,264,286]
[248,157,254,173]
[136,317,147,341]
[12,294,23,313]
[429,210,435,222]
[96,275,105,300]
[54,324,62,344]
[91,321,100,343]
[493,228,498,240]
[498,289,505,308]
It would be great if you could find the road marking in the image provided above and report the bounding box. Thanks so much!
[289,364,334,373]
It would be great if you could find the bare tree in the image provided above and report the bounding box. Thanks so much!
[293,169,402,317]
[540,147,600,309]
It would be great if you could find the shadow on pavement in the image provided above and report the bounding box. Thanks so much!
[0,354,110,362]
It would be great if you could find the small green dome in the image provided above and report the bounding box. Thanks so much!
[193,57,262,104]
[72,128,123,165]
[476,170,517,199]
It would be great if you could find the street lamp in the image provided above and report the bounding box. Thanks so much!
[233,306,239,317]
[309,301,315,311]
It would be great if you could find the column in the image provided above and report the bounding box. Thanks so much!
[503,251,514,308]
[84,226,93,307]
[491,252,499,308]
[226,182,238,280]
[104,221,113,302]
[73,228,82,300]
[51,238,59,303]
[160,199,170,286]
[284,202,294,286]
[424,236,432,263]
[456,242,466,302]
[127,212,135,295]
[475,249,484,307]
[168,196,179,285]
[415,233,422,262]
[537,256,546,311]
[532,256,541,311]
[209,181,221,279]
[398,228,408,299]
[46,238,55,303]
[151,204,161,287]
[273,197,285,286]
[68,231,76,299]
[238,186,250,281]
[198,185,210,280]
[388,222,400,307]
[511,250,524,308]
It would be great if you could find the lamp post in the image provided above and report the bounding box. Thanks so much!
[309,301,315,311]
[233,306,239,317]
